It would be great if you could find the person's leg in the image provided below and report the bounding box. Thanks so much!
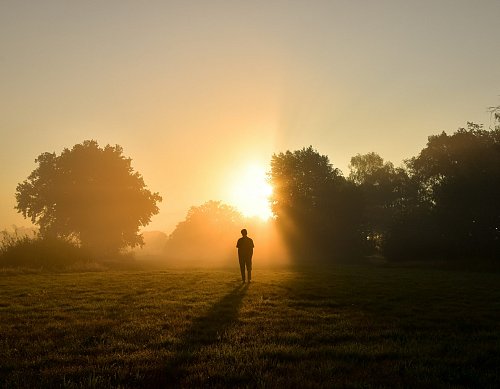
[239,257,246,282]
[246,257,252,282]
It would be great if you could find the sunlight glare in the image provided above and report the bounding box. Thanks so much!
[229,164,273,220]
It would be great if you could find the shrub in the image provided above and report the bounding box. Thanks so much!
[0,229,90,270]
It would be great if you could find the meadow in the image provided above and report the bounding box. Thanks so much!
[1,264,499,388]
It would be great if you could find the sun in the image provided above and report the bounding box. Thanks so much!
[228,164,273,220]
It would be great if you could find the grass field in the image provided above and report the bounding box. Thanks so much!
[1,264,499,388]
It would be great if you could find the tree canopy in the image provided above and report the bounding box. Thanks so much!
[15,140,162,255]
[407,123,500,258]
[347,152,411,254]
[271,118,500,263]
[269,146,363,261]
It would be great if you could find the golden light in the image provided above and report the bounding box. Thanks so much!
[228,164,273,221]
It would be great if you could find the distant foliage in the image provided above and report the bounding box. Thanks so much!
[348,152,392,185]
[15,140,162,256]
[0,229,89,270]
[165,201,244,263]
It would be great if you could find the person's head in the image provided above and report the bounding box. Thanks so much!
[241,229,248,236]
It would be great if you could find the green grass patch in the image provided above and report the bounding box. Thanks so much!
[0,265,499,387]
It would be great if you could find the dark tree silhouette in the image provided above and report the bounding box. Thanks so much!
[269,111,500,263]
[269,146,363,261]
[348,152,432,259]
[15,140,162,256]
[407,123,500,259]
[349,153,400,252]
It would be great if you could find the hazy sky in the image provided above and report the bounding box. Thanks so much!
[1,0,500,234]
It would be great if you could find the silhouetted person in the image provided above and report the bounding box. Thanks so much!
[236,228,254,283]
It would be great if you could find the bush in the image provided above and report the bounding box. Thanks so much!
[0,229,90,270]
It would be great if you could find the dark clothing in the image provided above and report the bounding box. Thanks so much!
[239,257,252,281]
[236,236,254,282]
[237,236,254,259]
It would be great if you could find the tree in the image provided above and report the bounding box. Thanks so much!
[348,152,390,185]
[407,123,500,259]
[165,201,244,263]
[269,146,362,261]
[15,140,162,255]
[348,152,420,256]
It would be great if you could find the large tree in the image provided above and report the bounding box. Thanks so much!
[269,146,362,261]
[15,140,162,255]
[407,123,500,259]
[348,152,428,259]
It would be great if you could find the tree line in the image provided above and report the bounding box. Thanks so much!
[269,119,500,262]
[3,111,500,267]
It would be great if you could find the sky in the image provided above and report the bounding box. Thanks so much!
[1,0,500,234]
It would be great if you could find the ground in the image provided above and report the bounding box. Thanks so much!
[1,264,499,388]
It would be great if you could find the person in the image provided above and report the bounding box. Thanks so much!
[236,228,254,283]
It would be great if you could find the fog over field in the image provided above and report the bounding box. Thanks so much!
[1,1,500,236]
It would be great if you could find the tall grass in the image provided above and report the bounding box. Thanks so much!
[0,229,90,270]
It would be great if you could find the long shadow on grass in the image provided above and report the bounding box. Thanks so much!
[151,282,249,386]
